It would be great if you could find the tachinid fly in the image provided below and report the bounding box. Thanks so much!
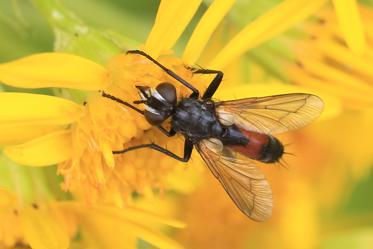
[102,50,324,222]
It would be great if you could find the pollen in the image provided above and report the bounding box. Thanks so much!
[59,53,207,205]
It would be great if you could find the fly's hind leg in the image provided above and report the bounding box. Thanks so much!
[113,139,193,162]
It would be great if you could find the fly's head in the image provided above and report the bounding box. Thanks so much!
[135,82,177,125]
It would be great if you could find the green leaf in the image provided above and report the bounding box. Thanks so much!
[340,169,373,215]
[321,228,373,249]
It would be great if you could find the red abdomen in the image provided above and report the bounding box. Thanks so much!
[227,128,284,163]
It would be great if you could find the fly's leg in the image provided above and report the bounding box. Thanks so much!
[191,68,224,99]
[157,126,176,137]
[127,50,199,98]
[113,139,193,162]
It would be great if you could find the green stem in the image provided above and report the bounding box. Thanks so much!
[31,0,86,35]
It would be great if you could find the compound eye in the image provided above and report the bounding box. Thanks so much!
[144,109,165,125]
[156,82,177,105]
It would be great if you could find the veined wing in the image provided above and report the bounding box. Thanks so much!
[196,139,273,221]
[217,93,323,134]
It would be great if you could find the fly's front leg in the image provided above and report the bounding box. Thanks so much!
[191,68,224,99]
[127,50,199,98]
[157,125,176,137]
[113,139,193,162]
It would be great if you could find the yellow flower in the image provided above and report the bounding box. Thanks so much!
[1,1,369,248]
[0,0,338,205]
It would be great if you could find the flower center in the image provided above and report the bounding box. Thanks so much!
[59,53,208,205]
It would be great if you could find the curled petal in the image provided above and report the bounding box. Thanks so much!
[4,130,73,167]
[101,141,115,168]
[0,53,108,90]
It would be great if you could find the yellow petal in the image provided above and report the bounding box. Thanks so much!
[332,0,366,55]
[0,93,83,126]
[299,56,373,95]
[0,188,17,210]
[21,206,69,249]
[209,0,327,69]
[289,66,373,110]
[0,92,82,146]
[145,0,202,58]
[316,39,373,79]
[182,0,235,64]
[68,204,184,249]
[0,53,107,90]
[215,82,341,121]
[4,130,73,167]
[0,124,63,146]
[100,206,186,229]
[101,141,115,168]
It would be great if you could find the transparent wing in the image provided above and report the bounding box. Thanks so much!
[217,93,324,134]
[196,139,273,221]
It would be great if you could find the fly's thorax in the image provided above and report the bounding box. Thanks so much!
[171,98,223,141]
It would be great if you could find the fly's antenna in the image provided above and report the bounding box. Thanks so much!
[278,158,290,171]
[283,141,296,157]
[283,151,296,157]
[101,91,144,115]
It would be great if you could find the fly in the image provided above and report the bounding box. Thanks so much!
[102,50,324,221]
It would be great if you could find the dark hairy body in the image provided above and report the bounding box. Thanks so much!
[101,50,284,164]
[172,98,284,163]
